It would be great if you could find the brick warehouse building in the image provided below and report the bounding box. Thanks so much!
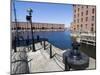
[11,22,65,31]
[70,5,96,33]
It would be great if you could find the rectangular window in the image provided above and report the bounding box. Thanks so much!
[77,19,79,23]
[81,18,83,22]
[78,13,79,17]
[74,28,76,31]
[86,5,88,8]
[86,17,88,21]
[92,8,95,14]
[77,25,79,29]
[92,16,94,21]
[86,10,88,15]
[91,24,94,32]
[74,20,76,23]
[74,9,76,13]
[81,6,83,9]
[91,23,94,26]
[78,8,80,12]
[81,24,83,30]
[74,15,76,18]
[81,12,83,16]
[85,24,87,29]
[73,5,76,7]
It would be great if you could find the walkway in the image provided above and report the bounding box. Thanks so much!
[11,41,96,74]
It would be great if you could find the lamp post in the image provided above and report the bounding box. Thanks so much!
[26,8,36,52]
[13,0,19,52]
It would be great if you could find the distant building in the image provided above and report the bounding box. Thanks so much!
[11,22,65,31]
[71,5,96,33]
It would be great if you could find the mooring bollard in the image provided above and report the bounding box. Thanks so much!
[50,44,52,58]
[63,41,89,71]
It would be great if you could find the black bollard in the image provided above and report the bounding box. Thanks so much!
[26,38,29,46]
[63,41,89,70]
[44,41,46,50]
[40,41,42,45]
[13,40,17,52]
[50,44,52,58]
[37,35,40,41]
[13,36,17,52]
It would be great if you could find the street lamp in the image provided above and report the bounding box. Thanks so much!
[27,8,33,16]
[26,8,36,52]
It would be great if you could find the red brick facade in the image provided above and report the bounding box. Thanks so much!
[71,5,96,33]
[11,22,65,31]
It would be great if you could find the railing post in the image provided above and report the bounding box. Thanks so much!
[13,36,17,52]
[50,44,52,58]
[40,41,42,45]
[44,41,46,50]
[37,35,40,41]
